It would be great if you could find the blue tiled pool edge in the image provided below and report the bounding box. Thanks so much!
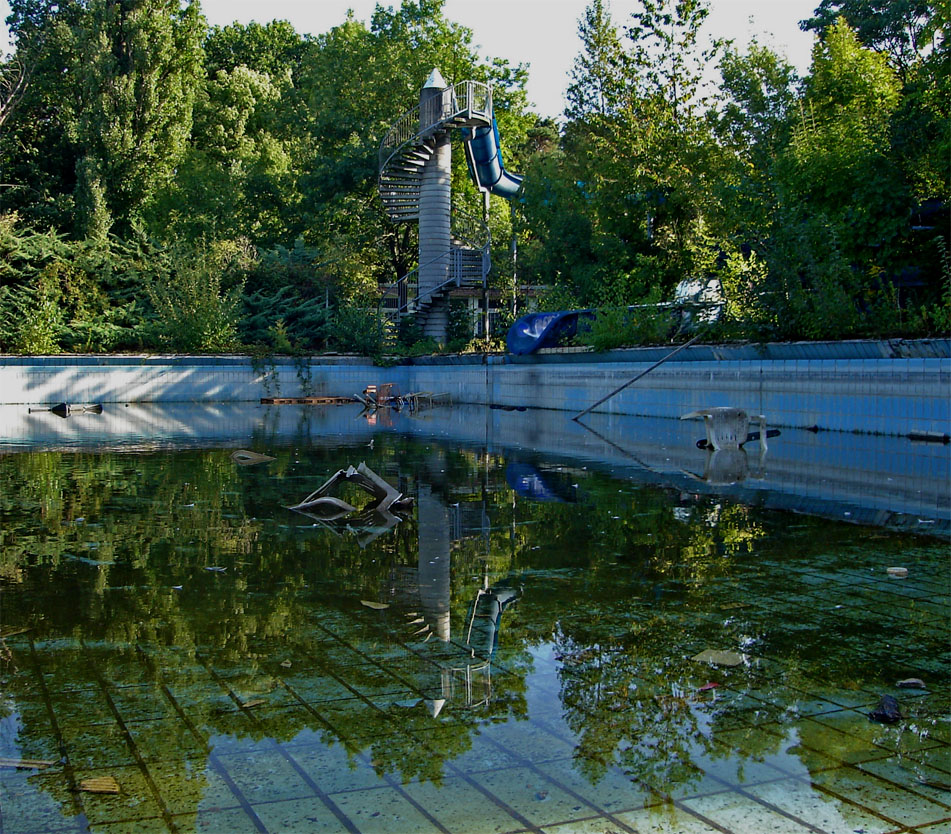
[1,338,949,437]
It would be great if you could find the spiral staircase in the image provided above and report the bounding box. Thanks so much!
[378,80,494,345]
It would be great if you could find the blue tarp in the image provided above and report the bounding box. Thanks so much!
[505,310,595,355]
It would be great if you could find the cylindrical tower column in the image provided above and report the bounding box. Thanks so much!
[418,69,452,344]
[417,484,451,644]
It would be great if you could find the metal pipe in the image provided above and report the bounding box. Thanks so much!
[571,333,701,421]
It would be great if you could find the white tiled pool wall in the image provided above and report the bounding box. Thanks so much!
[1,339,948,437]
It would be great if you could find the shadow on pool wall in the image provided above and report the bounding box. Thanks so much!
[1,401,947,535]
[1,338,948,437]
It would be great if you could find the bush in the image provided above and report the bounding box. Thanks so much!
[577,305,671,351]
[146,247,244,352]
[330,304,382,355]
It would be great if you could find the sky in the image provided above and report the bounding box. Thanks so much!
[0,0,820,119]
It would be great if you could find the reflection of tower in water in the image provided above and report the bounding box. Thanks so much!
[417,484,451,643]
[389,479,519,715]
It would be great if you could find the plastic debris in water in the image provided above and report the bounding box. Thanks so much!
[886,567,908,578]
[231,450,276,465]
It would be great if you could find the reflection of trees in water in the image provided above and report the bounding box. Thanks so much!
[0,442,533,822]
[1,441,945,826]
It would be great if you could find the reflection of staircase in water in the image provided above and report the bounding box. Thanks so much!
[383,486,518,713]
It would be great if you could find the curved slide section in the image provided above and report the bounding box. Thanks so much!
[463,117,523,199]
[506,310,595,355]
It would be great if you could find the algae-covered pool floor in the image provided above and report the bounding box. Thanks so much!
[0,439,948,834]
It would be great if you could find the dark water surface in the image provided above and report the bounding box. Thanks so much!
[1,409,948,834]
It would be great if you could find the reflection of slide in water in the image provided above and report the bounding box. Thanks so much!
[505,462,577,503]
[464,583,520,660]
[505,310,595,355]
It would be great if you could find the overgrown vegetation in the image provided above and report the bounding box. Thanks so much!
[0,0,946,356]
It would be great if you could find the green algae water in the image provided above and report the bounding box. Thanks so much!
[1,428,948,834]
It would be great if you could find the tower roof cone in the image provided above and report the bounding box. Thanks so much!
[422,68,447,89]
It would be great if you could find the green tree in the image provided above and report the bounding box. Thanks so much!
[0,0,84,230]
[147,20,311,248]
[565,0,627,120]
[523,0,722,312]
[68,0,204,238]
[800,0,936,79]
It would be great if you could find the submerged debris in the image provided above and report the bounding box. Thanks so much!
[290,463,413,516]
[0,757,57,770]
[868,695,902,724]
[77,776,120,794]
[287,463,414,547]
[691,649,745,667]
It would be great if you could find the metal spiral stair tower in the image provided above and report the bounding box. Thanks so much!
[378,72,494,345]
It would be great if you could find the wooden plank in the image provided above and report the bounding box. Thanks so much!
[0,757,58,769]
[260,397,355,405]
[78,776,120,794]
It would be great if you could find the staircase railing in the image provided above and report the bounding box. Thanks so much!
[379,210,491,346]
[379,80,492,176]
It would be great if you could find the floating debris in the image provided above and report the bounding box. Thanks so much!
[260,396,355,405]
[897,678,926,689]
[886,567,909,578]
[231,450,276,465]
[204,566,227,573]
[691,649,744,667]
[279,660,292,668]
[0,757,57,770]
[29,403,103,419]
[681,407,774,451]
[360,600,389,610]
[241,698,266,709]
[698,682,720,692]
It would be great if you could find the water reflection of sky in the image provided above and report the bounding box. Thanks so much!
[0,406,948,833]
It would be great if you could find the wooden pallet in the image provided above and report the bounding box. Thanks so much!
[260,396,356,405]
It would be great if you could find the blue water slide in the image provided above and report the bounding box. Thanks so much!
[506,310,595,355]
[462,117,523,199]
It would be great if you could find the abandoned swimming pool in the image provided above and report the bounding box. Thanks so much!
[1,403,948,834]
